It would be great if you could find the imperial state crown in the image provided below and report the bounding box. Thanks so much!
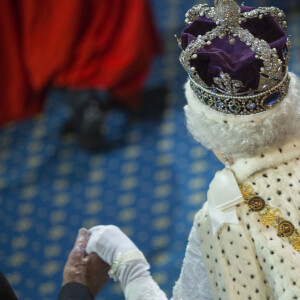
[178,0,290,115]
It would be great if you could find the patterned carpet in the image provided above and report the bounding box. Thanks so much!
[0,1,299,299]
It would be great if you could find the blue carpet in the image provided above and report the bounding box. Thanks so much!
[0,1,299,299]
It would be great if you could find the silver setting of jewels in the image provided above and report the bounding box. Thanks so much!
[190,70,290,115]
[180,0,290,115]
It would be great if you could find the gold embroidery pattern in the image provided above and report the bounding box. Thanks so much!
[240,185,300,253]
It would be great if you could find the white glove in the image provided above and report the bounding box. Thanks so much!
[85,225,151,291]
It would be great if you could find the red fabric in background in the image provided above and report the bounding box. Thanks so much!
[0,0,161,126]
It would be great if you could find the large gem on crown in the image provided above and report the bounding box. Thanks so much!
[262,92,282,109]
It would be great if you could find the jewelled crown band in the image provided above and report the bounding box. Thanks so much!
[178,0,291,116]
[190,70,290,115]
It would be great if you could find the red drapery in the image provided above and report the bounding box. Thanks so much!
[0,0,161,126]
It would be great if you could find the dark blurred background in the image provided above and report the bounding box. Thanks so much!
[0,1,299,299]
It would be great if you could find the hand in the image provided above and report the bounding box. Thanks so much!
[62,228,110,298]
[86,225,138,265]
[85,225,150,291]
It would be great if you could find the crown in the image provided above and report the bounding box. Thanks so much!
[177,0,291,115]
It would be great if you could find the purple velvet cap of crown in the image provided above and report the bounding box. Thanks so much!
[181,6,287,92]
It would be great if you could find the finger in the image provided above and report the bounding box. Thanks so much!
[68,228,90,261]
[73,228,90,249]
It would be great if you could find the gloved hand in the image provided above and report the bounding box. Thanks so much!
[85,225,151,291]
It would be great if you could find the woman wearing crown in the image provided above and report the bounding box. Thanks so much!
[83,1,300,299]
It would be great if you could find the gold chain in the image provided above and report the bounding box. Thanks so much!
[240,185,300,253]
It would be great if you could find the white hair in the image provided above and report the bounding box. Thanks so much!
[184,72,300,158]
